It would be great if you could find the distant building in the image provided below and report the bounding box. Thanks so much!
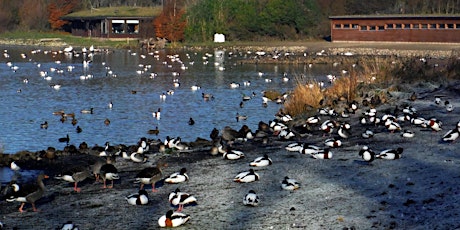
[329,15,460,43]
[62,7,162,39]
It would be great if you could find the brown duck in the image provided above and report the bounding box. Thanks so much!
[135,161,167,192]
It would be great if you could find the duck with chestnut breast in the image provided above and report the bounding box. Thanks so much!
[135,161,167,192]
[158,210,190,228]
[6,174,49,212]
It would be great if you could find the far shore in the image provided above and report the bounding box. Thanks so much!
[1,36,460,58]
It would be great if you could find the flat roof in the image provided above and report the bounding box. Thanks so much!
[329,15,460,20]
[63,6,162,20]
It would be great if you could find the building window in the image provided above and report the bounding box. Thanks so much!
[369,26,376,30]
[112,19,125,34]
[403,24,411,29]
[343,24,351,29]
[395,24,402,29]
[359,25,367,31]
[334,24,341,29]
[447,24,454,29]
[378,25,385,30]
[413,24,420,29]
[126,20,140,34]
[352,24,359,29]
[421,24,428,29]
[429,24,437,29]
[387,24,394,29]
[439,24,446,29]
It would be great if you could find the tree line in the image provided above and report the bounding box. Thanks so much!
[1,0,459,42]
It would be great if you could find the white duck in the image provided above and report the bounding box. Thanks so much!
[158,210,190,227]
[234,169,259,183]
[125,189,149,205]
[281,176,300,190]
[165,168,189,184]
[168,188,198,212]
[249,154,273,167]
[243,190,259,206]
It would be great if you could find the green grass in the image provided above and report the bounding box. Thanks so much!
[64,6,162,18]
[0,31,139,49]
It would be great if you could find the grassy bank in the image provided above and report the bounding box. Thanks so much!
[0,31,140,49]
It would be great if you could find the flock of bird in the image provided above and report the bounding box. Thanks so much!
[1,45,459,229]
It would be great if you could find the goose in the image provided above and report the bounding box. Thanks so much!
[126,189,149,205]
[104,118,110,126]
[221,126,239,142]
[100,163,119,189]
[168,188,198,212]
[55,167,91,192]
[6,174,49,212]
[76,126,82,133]
[249,154,273,167]
[281,176,300,190]
[135,161,167,192]
[243,190,259,206]
[158,210,190,228]
[234,169,259,183]
[165,168,189,184]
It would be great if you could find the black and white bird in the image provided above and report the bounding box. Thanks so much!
[126,189,149,205]
[376,147,404,160]
[243,190,259,206]
[358,146,375,163]
[281,176,300,190]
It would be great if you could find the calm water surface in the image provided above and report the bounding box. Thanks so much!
[0,45,333,183]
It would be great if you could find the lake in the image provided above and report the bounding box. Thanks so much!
[0,45,333,183]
